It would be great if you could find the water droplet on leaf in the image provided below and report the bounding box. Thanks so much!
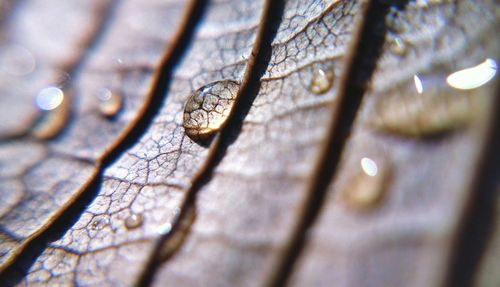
[31,87,70,139]
[90,218,108,231]
[309,64,336,95]
[97,88,122,117]
[183,80,240,140]
[124,213,143,230]
[342,157,391,212]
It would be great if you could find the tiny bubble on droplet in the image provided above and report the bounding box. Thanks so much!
[183,80,240,140]
[125,213,143,230]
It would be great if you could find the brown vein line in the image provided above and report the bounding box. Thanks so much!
[445,79,500,287]
[134,0,286,286]
[0,0,206,284]
[265,0,405,286]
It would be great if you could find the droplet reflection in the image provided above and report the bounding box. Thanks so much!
[361,157,378,177]
[36,87,64,111]
[446,58,497,90]
[413,75,423,94]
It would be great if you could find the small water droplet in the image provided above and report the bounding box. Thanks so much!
[309,64,335,95]
[97,88,122,117]
[31,87,70,139]
[90,218,108,231]
[36,87,64,111]
[342,157,391,212]
[389,36,407,55]
[183,80,240,140]
[124,213,143,230]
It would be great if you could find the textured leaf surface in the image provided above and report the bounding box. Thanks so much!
[289,1,499,286]
[0,0,189,272]
[0,0,498,286]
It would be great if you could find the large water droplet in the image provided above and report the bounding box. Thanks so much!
[183,80,240,140]
[124,213,143,230]
[97,88,122,117]
[372,71,484,138]
[342,157,391,212]
[31,87,70,139]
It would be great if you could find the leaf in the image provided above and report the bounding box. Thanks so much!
[0,0,499,286]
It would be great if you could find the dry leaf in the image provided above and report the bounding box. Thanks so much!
[0,0,498,286]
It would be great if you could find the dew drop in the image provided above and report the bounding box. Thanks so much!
[31,87,70,139]
[90,218,108,231]
[124,213,143,230]
[183,80,240,140]
[97,88,122,117]
[342,157,391,212]
[309,65,335,95]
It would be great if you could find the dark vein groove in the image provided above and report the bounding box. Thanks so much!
[266,1,409,286]
[445,80,500,287]
[0,0,206,284]
[135,0,285,286]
